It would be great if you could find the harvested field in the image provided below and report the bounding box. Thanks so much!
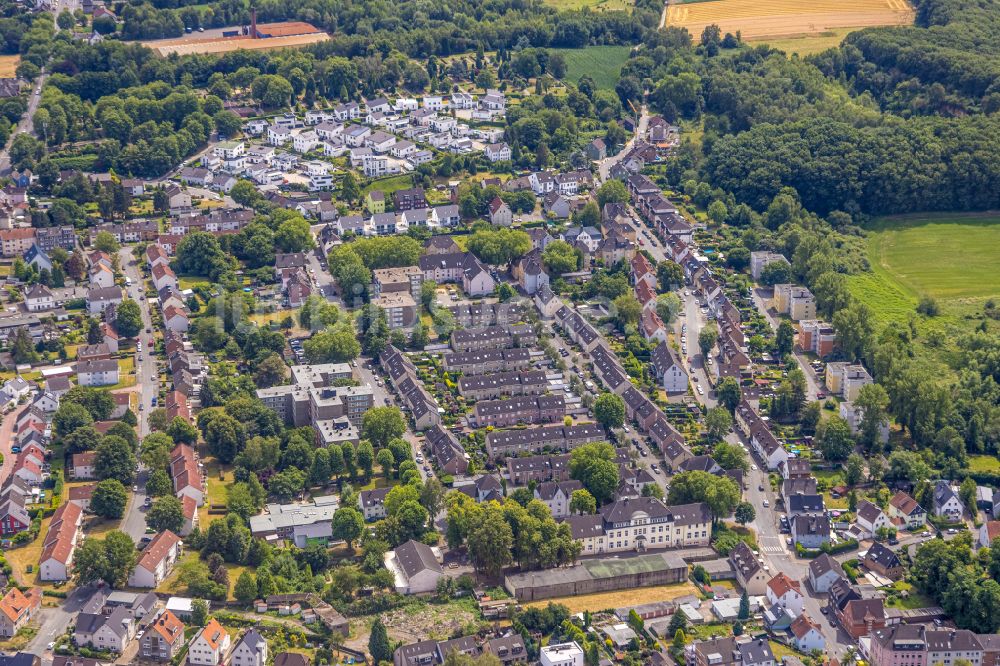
[146,31,329,56]
[664,0,913,40]
[525,582,697,614]
[0,56,18,78]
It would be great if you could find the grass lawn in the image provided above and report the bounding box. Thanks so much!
[551,46,633,90]
[748,27,856,56]
[525,582,696,614]
[770,641,807,662]
[968,455,1000,473]
[198,453,233,527]
[363,174,414,198]
[687,622,732,641]
[849,212,1000,323]
[178,275,211,290]
[884,581,935,610]
[248,309,307,336]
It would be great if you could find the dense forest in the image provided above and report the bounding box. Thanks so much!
[120,0,661,51]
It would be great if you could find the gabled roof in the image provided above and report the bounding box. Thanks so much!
[196,618,229,651]
[767,572,802,598]
[394,539,442,578]
[149,609,184,643]
[135,530,180,572]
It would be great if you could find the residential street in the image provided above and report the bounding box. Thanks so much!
[118,247,161,542]
[751,287,822,401]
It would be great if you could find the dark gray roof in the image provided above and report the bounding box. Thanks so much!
[808,553,842,579]
[562,514,604,539]
[864,542,901,570]
[236,629,267,652]
[788,494,825,513]
[738,639,775,666]
[394,539,442,578]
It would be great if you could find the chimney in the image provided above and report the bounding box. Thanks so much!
[250,7,257,38]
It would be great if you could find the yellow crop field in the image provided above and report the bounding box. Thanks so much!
[665,0,913,40]
[0,56,18,78]
[147,32,330,56]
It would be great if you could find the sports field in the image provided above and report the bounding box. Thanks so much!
[847,212,1000,324]
[552,46,632,90]
[145,23,329,56]
[664,0,913,40]
[525,582,696,614]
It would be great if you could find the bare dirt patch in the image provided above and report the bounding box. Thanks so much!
[665,0,913,39]
[525,582,698,614]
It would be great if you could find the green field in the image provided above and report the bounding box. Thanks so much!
[553,46,632,90]
[748,28,856,56]
[848,212,1000,324]
[543,0,632,11]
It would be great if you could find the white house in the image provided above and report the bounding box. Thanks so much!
[790,615,825,653]
[765,573,804,617]
[293,131,320,153]
[230,629,268,666]
[127,530,182,588]
[73,607,134,654]
[385,539,443,595]
[540,643,583,666]
[855,500,891,538]
[651,342,688,393]
[76,359,119,387]
[484,143,511,162]
[267,125,291,146]
[188,619,231,666]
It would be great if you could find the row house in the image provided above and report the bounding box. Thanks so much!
[472,394,565,428]
[734,399,788,471]
[425,424,468,476]
[448,301,523,328]
[442,347,532,376]
[507,453,572,486]
[485,422,604,459]
[418,251,495,296]
[457,369,548,401]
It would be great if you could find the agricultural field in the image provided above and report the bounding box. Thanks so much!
[0,55,18,78]
[664,0,913,40]
[552,46,632,90]
[747,27,857,56]
[848,212,1000,323]
[145,32,329,56]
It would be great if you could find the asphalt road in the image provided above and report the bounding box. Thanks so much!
[597,106,649,183]
[118,248,161,543]
[752,287,822,401]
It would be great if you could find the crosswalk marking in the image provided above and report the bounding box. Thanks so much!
[760,544,784,553]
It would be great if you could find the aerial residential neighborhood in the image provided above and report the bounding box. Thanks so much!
[0,0,989,661]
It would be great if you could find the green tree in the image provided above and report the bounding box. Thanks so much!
[362,407,407,449]
[253,354,288,389]
[569,489,597,515]
[705,407,732,442]
[376,448,395,480]
[596,179,628,207]
[63,386,115,421]
[738,591,750,620]
[712,441,748,472]
[594,392,625,432]
[698,325,719,358]
[656,293,682,324]
[73,530,137,588]
[115,298,143,337]
[667,471,740,522]
[95,436,136,482]
[716,376,742,413]
[191,599,209,627]
[845,453,866,487]
[855,383,890,450]
[369,618,393,664]
[570,442,620,505]
[147,496,185,533]
[467,505,513,576]
[332,507,365,548]
[234,571,257,604]
[775,320,795,358]
[816,415,854,461]
[734,502,755,526]
[542,240,579,276]
[91,479,129,519]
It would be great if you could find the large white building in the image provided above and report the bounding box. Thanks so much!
[541,642,584,666]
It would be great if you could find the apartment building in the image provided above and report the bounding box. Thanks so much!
[564,498,712,555]
[457,370,548,401]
